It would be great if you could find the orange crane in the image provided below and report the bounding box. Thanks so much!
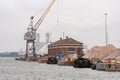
[24,0,56,58]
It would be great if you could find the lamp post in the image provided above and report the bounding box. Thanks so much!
[105,13,108,46]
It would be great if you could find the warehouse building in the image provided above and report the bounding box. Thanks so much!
[48,36,84,57]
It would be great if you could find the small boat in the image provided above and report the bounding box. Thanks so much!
[47,57,58,64]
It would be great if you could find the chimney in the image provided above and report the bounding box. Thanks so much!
[60,37,62,40]
[66,36,68,39]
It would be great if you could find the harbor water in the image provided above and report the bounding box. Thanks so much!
[0,57,120,80]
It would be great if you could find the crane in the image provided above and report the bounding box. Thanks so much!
[24,0,56,58]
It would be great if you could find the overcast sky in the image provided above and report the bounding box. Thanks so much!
[0,0,120,52]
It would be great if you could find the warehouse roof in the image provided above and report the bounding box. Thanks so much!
[48,36,83,47]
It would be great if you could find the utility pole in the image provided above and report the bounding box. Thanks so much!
[105,13,108,46]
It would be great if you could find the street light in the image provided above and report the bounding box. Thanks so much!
[105,13,108,46]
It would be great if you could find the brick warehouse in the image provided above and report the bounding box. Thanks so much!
[48,36,84,57]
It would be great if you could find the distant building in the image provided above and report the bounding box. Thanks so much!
[0,52,19,57]
[48,36,84,57]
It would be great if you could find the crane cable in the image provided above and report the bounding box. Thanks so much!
[33,1,51,18]
[57,0,59,27]
[27,1,50,30]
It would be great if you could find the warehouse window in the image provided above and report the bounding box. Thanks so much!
[68,48,75,51]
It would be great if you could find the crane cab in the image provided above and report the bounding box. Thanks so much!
[24,31,36,41]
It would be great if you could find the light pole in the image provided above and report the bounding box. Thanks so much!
[105,13,108,46]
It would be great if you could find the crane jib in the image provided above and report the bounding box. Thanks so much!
[34,0,56,31]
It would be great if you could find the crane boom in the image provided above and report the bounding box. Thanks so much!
[34,0,55,31]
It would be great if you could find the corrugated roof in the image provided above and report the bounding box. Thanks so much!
[48,37,83,47]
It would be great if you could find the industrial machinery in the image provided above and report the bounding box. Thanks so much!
[24,0,56,58]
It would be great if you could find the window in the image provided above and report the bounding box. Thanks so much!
[68,48,75,51]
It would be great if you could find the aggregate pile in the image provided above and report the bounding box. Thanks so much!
[105,48,120,60]
[83,44,117,60]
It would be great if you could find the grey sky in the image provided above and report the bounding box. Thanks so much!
[0,0,120,52]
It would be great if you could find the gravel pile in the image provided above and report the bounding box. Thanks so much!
[105,48,120,60]
[83,44,117,59]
